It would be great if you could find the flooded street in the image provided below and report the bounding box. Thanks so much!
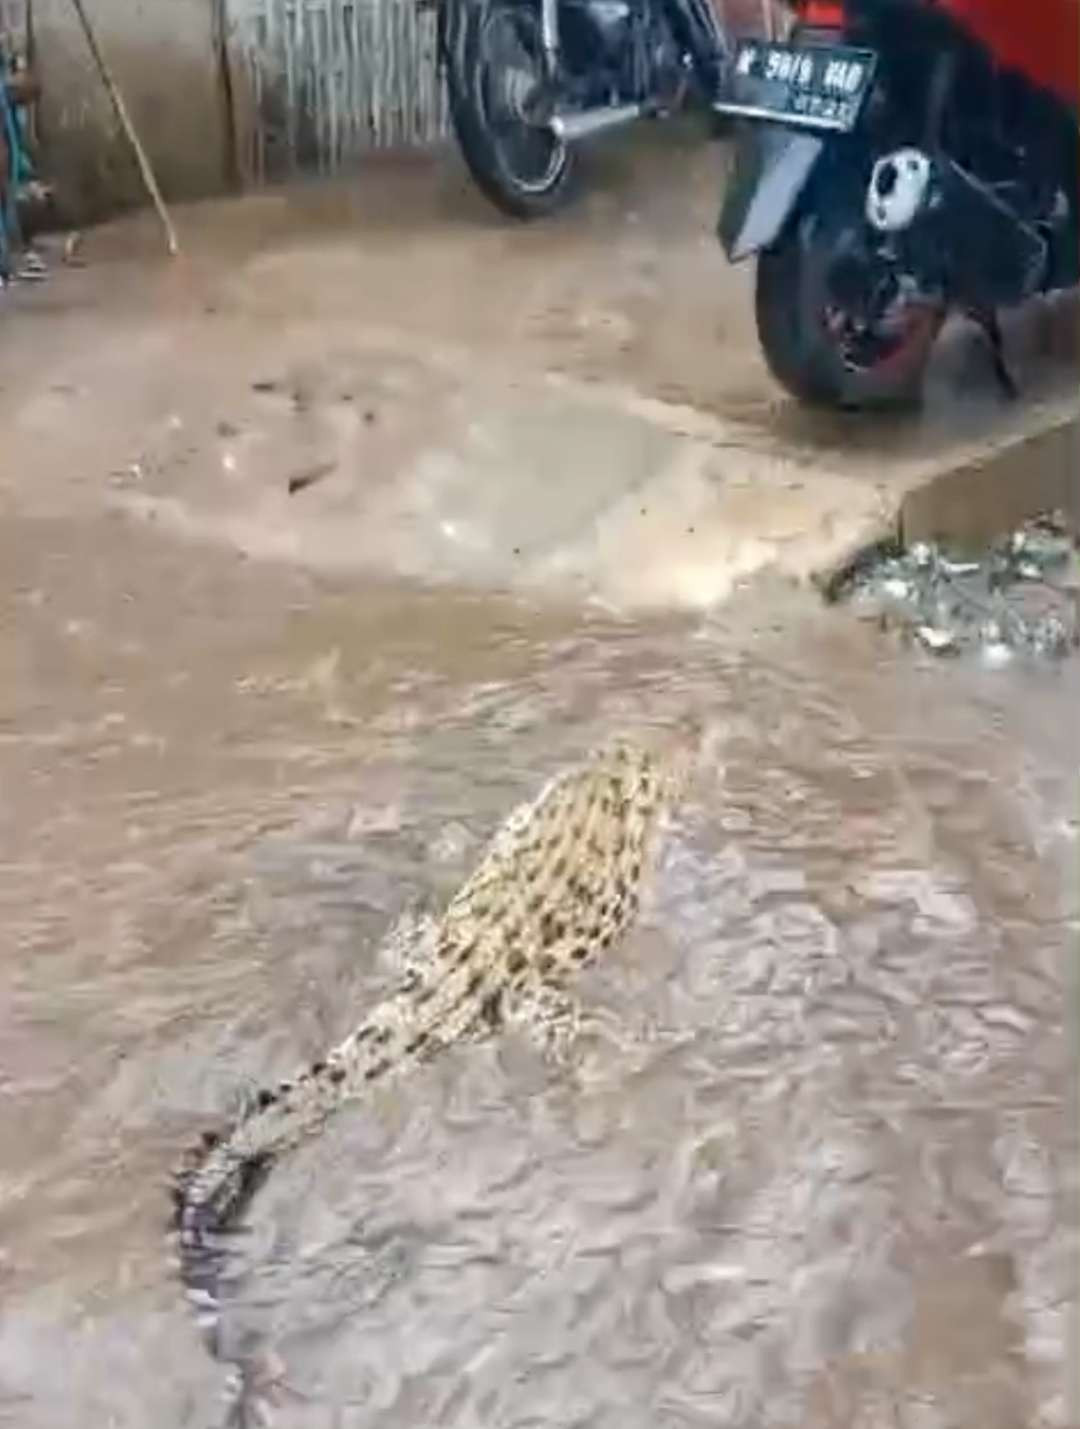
[1,139,1078,1428]
[2,509,1077,1427]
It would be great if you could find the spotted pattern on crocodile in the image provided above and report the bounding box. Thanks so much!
[171,728,699,1423]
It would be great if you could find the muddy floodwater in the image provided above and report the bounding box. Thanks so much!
[1,503,1077,1429]
[1,141,1078,1429]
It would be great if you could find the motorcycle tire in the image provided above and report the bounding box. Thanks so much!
[442,0,574,220]
[755,203,945,411]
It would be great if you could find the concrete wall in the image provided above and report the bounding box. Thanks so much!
[32,0,230,221]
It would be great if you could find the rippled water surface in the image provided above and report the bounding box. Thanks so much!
[1,517,1077,1429]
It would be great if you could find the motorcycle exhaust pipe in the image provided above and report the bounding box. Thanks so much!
[549,102,646,142]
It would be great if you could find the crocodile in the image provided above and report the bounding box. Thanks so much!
[172,726,702,1422]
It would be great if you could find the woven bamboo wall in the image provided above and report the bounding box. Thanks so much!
[228,0,448,182]
[227,0,785,182]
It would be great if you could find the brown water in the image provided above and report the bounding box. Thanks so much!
[1,506,1077,1429]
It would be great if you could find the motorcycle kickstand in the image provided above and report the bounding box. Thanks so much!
[970,307,1019,400]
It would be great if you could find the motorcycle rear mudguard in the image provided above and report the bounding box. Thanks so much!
[717,123,824,263]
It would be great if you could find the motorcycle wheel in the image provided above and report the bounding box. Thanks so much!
[443,0,574,220]
[755,202,946,411]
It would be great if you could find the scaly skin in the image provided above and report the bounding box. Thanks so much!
[172,727,701,1423]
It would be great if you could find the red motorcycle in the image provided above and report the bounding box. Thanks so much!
[715,0,1079,408]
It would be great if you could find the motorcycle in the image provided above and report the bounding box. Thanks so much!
[714,0,1080,408]
[426,0,732,218]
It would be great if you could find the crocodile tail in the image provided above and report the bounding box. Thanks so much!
[171,1062,338,1351]
[171,1123,286,1427]
[172,1127,275,1355]
[171,1010,402,1354]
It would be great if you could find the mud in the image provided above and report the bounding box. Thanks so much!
[3,133,1077,608]
[0,141,1078,1428]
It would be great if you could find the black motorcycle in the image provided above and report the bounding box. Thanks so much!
[714,0,1080,408]
[428,0,731,217]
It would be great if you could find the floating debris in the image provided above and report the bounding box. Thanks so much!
[287,460,335,496]
[916,625,958,654]
[910,541,934,569]
[62,231,85,266]
[981,640,1013,668]
[838,513,1080,661]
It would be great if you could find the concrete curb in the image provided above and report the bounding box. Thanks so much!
[810,407,1080,601]
[900,411,1079,548]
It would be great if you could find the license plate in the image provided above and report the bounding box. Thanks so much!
[714,40,877,133]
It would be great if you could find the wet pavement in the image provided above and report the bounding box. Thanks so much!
[1,131,1077,609]
[1,137,1078,1428]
